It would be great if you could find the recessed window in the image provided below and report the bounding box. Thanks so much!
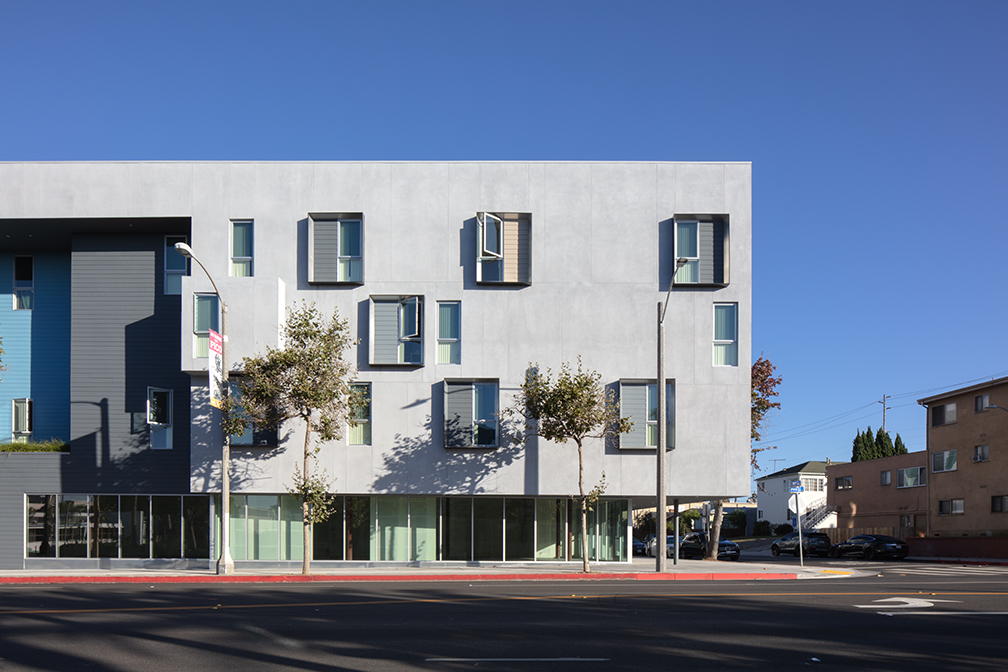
[974,444,989,463]
[938,498,964,515]
[476,212,531,285]
[880,470,891,486]
[619,381,674,449]
[349,383,371,446]
[370,295,424,365]
[932,402,956,427]
[932,449,957,473]
[230,220,254,277]
[12,398,32,442]
[13,255,33,310]
[992,495,1008,513]
[437,301,461,365]
[164,236,188,295]
[194,294,219,358]
[672,216,729,286]
[444,380,498,448]
[897,466,926,488]
[835,476,853,490]
[308,214,363,284]
[227,380,278,447]
[975,394,990,412]
[147,387,172,450]
[713,303,738,366]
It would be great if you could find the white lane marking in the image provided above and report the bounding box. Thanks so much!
[854,597,959,609]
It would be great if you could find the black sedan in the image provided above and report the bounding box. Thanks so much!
[828,534,909,560]
[771,531,831,557]
[678,532,741,561]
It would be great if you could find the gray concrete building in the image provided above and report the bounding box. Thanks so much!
[0,161,751,569]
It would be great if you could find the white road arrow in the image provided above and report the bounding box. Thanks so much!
[854,597,960,609]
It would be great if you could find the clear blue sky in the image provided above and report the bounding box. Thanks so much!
[3,2,1006,480]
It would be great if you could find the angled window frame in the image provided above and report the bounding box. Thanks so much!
[370,295,424,366]
[444,379,499,449]
[147,387,173,450]
[619,379,674,450]
[673,219,700,283]
[230,220,254,277]
[164,236,188,295]
[193,293,220,359]
[475,211,532,285]
[12,398,32,443]
[308,213,364,284]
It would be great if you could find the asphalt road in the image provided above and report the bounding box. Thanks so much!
[2,566,1008,671]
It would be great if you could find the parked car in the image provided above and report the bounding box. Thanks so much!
[646,535,685,558]
[771,531,831,557]
[828,534,909,561]
[678,532,741,561]
[632,538,647,556]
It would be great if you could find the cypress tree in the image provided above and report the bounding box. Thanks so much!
[893,433,908,455]
[852,430,864,462]
[876,427,895,457]
[864,426,878,460]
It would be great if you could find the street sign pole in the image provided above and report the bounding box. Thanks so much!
[789,479,805,569]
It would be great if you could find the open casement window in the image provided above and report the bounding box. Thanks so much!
[673,216,729,286]
[437,301,461,364]
[164,236,188,295]
[370,295,424,365]
[13,255,33,310]
[230,220,254,277]
[349,383,372,445]
[308,213,363,284]
[147,387,173,450]
[619,381,674,449]
[444,380,499,448]
[194,294,219,358]
[12,398,32,443]
[476,212,531,285]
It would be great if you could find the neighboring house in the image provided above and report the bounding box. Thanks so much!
[755,461,835,529]
[918,377,1008,538]
[826,451,928,538]
[0,161,751,570]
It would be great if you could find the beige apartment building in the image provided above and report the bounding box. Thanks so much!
[826,451,928,538]
[918,377,1008,538]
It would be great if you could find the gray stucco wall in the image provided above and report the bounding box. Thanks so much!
[0,162,751,506]
[0,453,62,569]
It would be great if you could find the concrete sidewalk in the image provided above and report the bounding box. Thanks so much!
[0,556,847,585]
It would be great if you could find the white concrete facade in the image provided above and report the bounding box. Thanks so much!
[0,161,751,505]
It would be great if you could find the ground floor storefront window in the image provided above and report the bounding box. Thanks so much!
[26,494,629,563]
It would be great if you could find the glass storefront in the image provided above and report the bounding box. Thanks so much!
[26,493,630,564]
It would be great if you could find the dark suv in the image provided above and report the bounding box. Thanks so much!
[771,531,831,557]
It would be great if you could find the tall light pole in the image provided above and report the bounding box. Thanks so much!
[175,242,234,576]
[657,257,689,572]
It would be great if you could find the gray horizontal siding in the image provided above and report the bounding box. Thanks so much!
[0,453,63,569]
[445,382,473,448]
[311,220,339,283]
[372,299,399,364]
[620,383,648,449]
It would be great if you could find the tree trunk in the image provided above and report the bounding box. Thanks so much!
[302,419,312,576]
[577,439,589,573]
[705,499,725,560]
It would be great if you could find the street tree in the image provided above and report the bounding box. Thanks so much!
[708,354,782,559]
[505,358,632,572]
[225,301,358,575]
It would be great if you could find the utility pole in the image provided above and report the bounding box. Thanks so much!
[878,394,890,434]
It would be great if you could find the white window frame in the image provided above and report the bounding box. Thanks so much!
[147,387,173,450]
[835,476,852,490]
[674,220,699,283]
[437,301,461,365]
[12,398,32,443]
[974,444,989,462]
[398,296,422,364]
[336,219,363,282]
[932,449,957,473]
[477,212,504,260]
[230,220,254,277]
[164,236,188,295]
[897,466,926,488]
[349,382,372,446]
[713,303,739,367]
[13,255,33,310]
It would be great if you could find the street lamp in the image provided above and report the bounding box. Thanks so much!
[657,256,689,572]
[175,242,234,576]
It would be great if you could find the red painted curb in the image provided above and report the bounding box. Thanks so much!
[0,572,797,585]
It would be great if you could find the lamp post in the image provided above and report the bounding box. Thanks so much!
[657,256,689,572]
[175,242,234,576]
